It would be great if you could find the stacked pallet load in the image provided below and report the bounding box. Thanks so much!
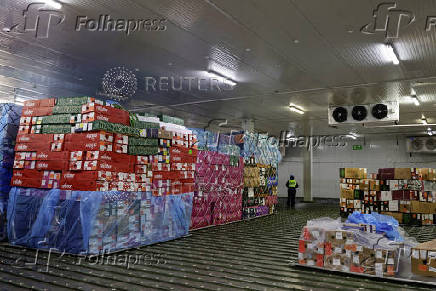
[339,167,436,225]
[238,132,280,219]
[189,129,244,230]
[298,217,401,277]
[0,103,21,239]
[7,97,194,254]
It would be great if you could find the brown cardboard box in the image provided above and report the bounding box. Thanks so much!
[410,201,423,213]
[374,248,399,277]
[411,239,436,277]
[383,212,403,222]
[420,168,430,181]
[344,168,367,179]
[350,247,376,275]
[394,168,412,180]
[324,230,353,272]
[399,200,411,213]
[340,188,354,199]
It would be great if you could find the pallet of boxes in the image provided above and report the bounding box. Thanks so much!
[8,97,195,254]
[298,217,401,277]
[339,167,436,225]
[189,129,244,230]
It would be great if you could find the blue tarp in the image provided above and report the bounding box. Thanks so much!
[7,187,193,254]
[0,103,21,239]
[346,211,403,242]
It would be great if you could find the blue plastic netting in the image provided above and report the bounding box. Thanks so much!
[7,187,193,254]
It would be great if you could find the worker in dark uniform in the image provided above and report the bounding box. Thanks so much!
[286,175,298,209]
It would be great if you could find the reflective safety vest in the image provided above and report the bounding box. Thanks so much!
[288,179,297,188]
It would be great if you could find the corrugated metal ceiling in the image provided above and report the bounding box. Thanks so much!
[0,0,435,136]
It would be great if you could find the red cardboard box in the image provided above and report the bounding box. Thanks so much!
[15,142,50,152]
[65,131,113,143]
[153,171,179,180]
[82,104,129,124]
[15,152,37,161]
[98,152,133,164]
[36,160,69,171]
[59,179,97,191]
[17,134,54,144]
[21,107,53,117]
[61,171,98,184]
[82,112,129,126]
[12,169,43,180]
[36,151,69,161]
[11,177,42,188]
[170,147,198,157]
[23,98,55,108]
[98,160,133,172]
[64,141,113,152]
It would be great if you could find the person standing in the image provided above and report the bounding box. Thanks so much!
[286,175,298,209]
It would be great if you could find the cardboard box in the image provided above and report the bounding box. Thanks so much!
[394,168,412,180]
[15,142,50,152]
[12,169,43,180]
[64,140,113,152]
[36,160,68,171]
[16,134,54,143]
[36,151,69,161]
[11,177,42,188]
[21,106,53,117]
[411,239,436,277]
[65,131,113,143]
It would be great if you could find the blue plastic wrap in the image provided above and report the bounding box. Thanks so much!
[189,128,219,151]
[0,104,22,239]
[240,132,281,166]
[7,187,193,254]
[346,211,403,242]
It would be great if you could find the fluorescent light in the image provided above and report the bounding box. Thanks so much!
[207,70,237,86]
[385,44,400,65]
[422,118,428,125]
[347,133,358,140]
[44,0,62,9]
[289,104,304,115]
[411,88,416,95]
[428,128,433,136]
[224,79,237,86]
[413,96,420,106]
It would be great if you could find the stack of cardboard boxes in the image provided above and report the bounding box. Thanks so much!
[242,161,278,219]
[299,222,399,277]
[340,167,436,225]
[411,239,436,277]
[12,97,197,195]
[7,97,196,254]
[190,150,243,229]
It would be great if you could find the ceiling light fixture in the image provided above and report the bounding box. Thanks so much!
[207,70,237,86]
[289,103,304,115]
[428,127,433,136]
[410,88,420,106]
[385,44,400,65]
[44,0,62,9]
[422,117,428,125]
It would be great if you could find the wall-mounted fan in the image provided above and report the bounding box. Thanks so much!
[332,107,348,123]
[352,105,368,121]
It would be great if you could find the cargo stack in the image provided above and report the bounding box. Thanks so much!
[339,167,436,225]
[238,132,280,219]
[298,218,400,278]
[8,97,195,254]
[0,103,21,240]
[191,149,243,229]
[242,159,278,219]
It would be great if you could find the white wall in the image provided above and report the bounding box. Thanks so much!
[278,135,436,198]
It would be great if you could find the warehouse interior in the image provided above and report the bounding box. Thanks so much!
[1,0,436,290]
